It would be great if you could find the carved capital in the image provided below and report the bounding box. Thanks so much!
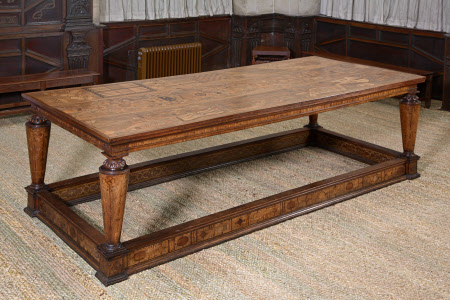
[102,157,127,172]
[27,115,48,125]
[400,87,421,105]
[64,0,93,31]
[67,0,90,18]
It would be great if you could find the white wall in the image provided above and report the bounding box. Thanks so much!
[93,0,100,24]
[233,0,274,15]
[233,0,320,16]
[275,0,320,16]
[93,0,321,24]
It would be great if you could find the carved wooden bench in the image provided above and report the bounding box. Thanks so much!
[303,51,437,108]
[0,70,99,117]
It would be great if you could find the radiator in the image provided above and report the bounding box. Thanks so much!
[137,43,202,80]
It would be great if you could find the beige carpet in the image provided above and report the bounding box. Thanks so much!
[0,98,448,299]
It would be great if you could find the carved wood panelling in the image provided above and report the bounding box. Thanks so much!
[0,0,99,77]
[314,16,447,100]
[0,0,65,76]
[103,14,315,82]
[102,16,231,83]
[231,14,314,67]
[0,0,63,29]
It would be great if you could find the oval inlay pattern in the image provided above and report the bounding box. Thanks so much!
[177,236,189,246]
[133,251,146,261]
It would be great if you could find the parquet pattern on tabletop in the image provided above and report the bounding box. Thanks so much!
[23,57,424,142]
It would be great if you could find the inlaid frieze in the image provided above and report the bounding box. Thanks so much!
[26,0,60,25]
[0,0,19,9]
[0,13,19,26]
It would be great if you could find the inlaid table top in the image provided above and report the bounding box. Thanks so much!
[23,56,425,155]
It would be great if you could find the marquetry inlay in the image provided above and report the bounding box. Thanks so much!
[23,56,424,154]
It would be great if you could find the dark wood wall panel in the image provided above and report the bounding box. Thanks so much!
[314,16,447,101]
[0,0,101,111]
[0,0,65,76]
[0,0,101,77]
[140,23,167,37]
[410,51,443,72]
[140,36,196,47]
[350,26,376,40]
[24,0,63,25]
[348,40,409,67]
[0,56,21,76]
[413,35,445,65]
[320,40,346,56]
[316,21,346,44]
[103,14,314,83]
[102,16,231,83]
[379,30,409,45]
[231,14,314,68]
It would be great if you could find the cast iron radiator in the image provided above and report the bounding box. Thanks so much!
[137,43,202,80]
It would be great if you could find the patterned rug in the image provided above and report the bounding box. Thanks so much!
[0,98,448,299]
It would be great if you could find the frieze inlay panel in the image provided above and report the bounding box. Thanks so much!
[32,0,56,20]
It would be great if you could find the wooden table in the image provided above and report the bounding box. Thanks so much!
[23,57,425,286]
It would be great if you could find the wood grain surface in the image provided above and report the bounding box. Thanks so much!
[23,57,425,149]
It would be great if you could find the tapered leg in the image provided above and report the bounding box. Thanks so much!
[25,115,51,217]
[99,155,129,254]
[304,114,322,129]
[400,87,421,179]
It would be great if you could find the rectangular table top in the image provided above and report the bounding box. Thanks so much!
[23,56,425,156]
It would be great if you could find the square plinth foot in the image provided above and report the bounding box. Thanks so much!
[402,154,420,180]
[95,271,129,286]
[24,207,39,218]
[406,173,420,180]
[98,243,129,259]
